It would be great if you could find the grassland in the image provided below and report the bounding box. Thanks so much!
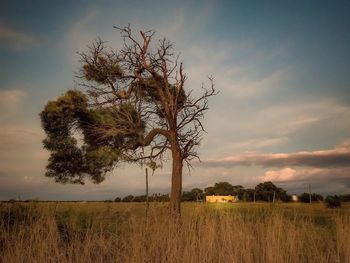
[0,202,349,263]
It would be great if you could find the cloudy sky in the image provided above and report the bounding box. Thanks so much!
[1,0,350,200]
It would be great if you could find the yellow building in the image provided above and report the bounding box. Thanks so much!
[206,195,236,203]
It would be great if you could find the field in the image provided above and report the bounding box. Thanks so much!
[0,202,349,263]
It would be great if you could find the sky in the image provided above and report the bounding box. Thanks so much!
[0,0,350,200]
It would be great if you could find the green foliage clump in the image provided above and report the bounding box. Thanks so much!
[182,188,203,201]
[339,194,350,202]
[325,195,341,208]
[40,90,145,184]
[202,181,291,202]
[122,195,134,202]
[299,193,324,203]
[135,75,187,116]
[205,182,240,196]
[83,56,123,84]
[255,181,291,202]
[133,195,147,202]
[114,197,121,202]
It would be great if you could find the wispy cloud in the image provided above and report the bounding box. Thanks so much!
[0,125,47,174]
[0,23,36,50]
[0,89,26,108]
[202,140,350,168]
[261,166,350,185]
[66,9,99,53]
[0,89,26,121]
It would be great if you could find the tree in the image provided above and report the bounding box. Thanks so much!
[122,195,134,202]
[181,188,203,201]
[191,188,204,201]
[204,182,235,196]
[255,181,290,202]
[241,188,255,202]
[232,185,244,199]
[40,25,216,217]
[325,195,341,208]
[299,193,324,203]
[133,195,147,202]
[339,194,350,202]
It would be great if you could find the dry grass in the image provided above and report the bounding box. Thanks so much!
[0,202,349,263]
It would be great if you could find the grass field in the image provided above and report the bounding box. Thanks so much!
[0,202,349,263]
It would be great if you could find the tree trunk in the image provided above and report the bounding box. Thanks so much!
[170,146,183,217]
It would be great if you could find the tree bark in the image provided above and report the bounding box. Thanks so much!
[170,145,183,217]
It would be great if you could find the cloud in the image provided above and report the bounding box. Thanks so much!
[0,23,36,50]
[66,9,99,53]
[225,137,289,151]
[263,167,297,181]
[0,89,26,122]
[0,124,48,174]
[0,89,26,108]
[261,166,350,186]
[202,140,350,168]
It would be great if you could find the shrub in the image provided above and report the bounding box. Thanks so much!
[299,193,324,203]
[133,195,147,202]
[122,195,134,202]
[325,195,341,208]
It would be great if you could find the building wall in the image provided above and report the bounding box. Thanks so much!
[292,195,299,202]
[206,195,236,203]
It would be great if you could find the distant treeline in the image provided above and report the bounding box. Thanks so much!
[3,181,349,204]
[113,181,350,203]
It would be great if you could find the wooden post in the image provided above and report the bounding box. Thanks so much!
[273,190,276,203]
[308,184,311,204]
[253,191,256,203]
[146,168,149,209]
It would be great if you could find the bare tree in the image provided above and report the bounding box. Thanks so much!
[40,25,217,216]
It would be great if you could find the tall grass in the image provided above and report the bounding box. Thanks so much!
[0,202,349,263]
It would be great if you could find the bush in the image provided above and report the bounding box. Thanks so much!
[339,194,350,202]
[133,195,147,202]
[299,193,324,203]
[325,195,341,208]
[122,195,134,202]
[114,197,121,202]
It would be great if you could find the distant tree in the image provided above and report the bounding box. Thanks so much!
[205,182,235,196]
[191,188,204,201]
[255,181,290,202]
[339,194,350,202]
[40,25,216,217]
[150,193,168,202]
[204,186,214,195]
[299,193,309,203]
[255,182,277,202]
[181,191,196,201]
[181,188,203,201]
[122,195,134,202]
[241,188,255,202]
[325,195,341,208]
[133,195,147,202]
[311,193,323,202]
[158,194,170,202]
[279,192,292,202]
[232,185,244,199]
[114,197,121,202]
[299,193,324,203]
